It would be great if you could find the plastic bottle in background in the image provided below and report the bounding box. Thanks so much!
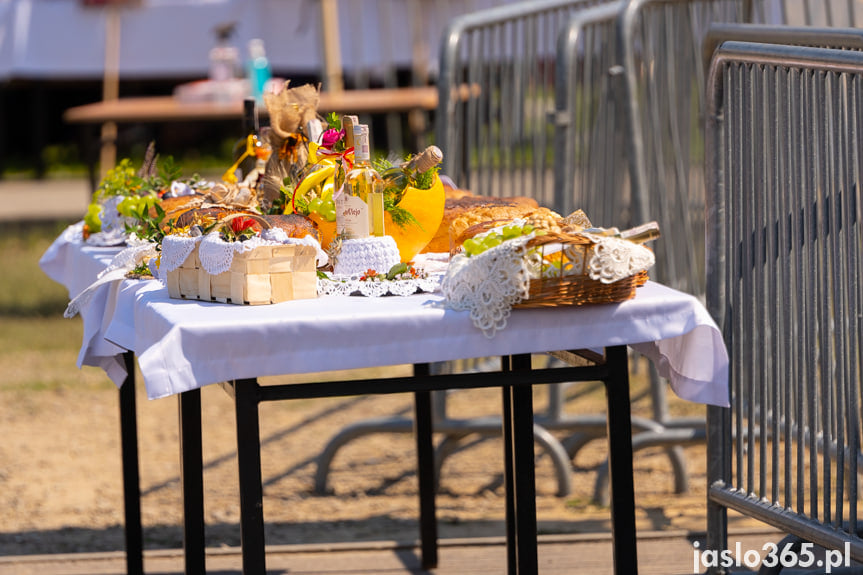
[209,22,240,102]
[247,39,272,105]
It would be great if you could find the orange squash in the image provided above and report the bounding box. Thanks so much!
[308,211,337,251]
[384,175,445,263]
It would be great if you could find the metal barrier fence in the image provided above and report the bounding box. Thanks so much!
[436,0,617,209]
[754,0,862,26]
[618,0,754,296]
[705,40,863,567]
[551,0,757,503]
[316,0,622,498]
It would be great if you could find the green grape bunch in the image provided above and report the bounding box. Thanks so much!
[461,224,537,257]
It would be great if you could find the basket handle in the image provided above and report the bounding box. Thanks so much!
[214,212,272,232]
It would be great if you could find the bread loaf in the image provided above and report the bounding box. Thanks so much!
[173,207,249,230]
[422,189,539,253]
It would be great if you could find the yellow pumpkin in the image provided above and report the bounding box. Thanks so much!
[384,175,445,263]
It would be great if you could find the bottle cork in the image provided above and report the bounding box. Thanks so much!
[341,115,359,149]
[404,145,443,174]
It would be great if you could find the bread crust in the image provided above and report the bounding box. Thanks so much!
[423,192,539,253]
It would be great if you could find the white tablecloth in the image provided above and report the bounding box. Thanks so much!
[40,225,730,407]
[39,224,129,383]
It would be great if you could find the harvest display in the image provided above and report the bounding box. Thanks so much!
[75,81,658,332]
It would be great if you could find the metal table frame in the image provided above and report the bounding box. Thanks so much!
[167,347,637,575]
[118,351,144,575]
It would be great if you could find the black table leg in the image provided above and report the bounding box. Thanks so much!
[179,389,206,575]
[510,354,538,575]
[604,346,638,575]
[119,351,143,575]
[501,356,517,575]
[234,379,267,575]
[413,367,438,569]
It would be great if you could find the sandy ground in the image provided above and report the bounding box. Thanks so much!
[0,354,763,558]
[0,179,745,557]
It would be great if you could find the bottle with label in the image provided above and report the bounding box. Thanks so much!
[247,38,272,105]
[337,125,385,238]
[381,145,443,204]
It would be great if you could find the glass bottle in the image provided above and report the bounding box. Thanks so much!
[209,22,240,103]
[228,99,257,181]
[337,125,385,238]
[381,145,443,204]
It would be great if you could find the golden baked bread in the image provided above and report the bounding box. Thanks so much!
[442,181,474,201]
[154,194,206,224]
[172,207,249,230]
[448,206,562,254]
[422,193,539,253]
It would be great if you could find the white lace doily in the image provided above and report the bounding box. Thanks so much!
[157,229,327,281]
[157,234,200,280]
[583,233,655,283]
[318,272,441,297]
[333,236,401,276]
[441,236,532,338]
[441,233,654,337]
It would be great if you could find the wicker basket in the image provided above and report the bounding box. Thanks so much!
[511,231,650,309]
[166,214,318,305]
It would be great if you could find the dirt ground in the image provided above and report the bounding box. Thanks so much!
[0,356,755,557]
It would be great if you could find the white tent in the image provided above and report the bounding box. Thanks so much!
[0,0,519,83]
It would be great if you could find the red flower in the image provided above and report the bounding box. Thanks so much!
[360,269,377,281]
[230,216,257,234]
[321,129,344,149]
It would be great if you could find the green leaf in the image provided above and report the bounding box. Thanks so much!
[325,112,341,131]
[414,165,440,190]
[384,197,421,231]
[386,262,408,281]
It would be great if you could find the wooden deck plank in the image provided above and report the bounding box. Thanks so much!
[0,530,784,575]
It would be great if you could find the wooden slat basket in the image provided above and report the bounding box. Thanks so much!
[166,214,318,305]
[513,231,651,309]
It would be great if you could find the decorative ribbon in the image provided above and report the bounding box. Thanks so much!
[310,143,355,173]
[303,143,356,204]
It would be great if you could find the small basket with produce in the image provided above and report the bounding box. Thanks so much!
[162,213,320,305]
[441,210,658,336]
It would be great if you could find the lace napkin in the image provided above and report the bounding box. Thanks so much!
[64,242,158,318]
[318,273,441,297]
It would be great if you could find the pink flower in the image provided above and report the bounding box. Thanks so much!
[321,129,344,148]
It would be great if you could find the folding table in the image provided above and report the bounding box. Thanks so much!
[41,226,729,575]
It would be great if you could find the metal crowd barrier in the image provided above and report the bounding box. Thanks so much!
[553,0,757,503]
[591,2,863,504]
[705,40,863,568]
[436,0,616,208]
[315,0,621,498]
[315,0,764,501]
[754,0,861,26]
[619,0,753,296]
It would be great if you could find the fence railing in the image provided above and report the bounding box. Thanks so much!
[705,40,863,566]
